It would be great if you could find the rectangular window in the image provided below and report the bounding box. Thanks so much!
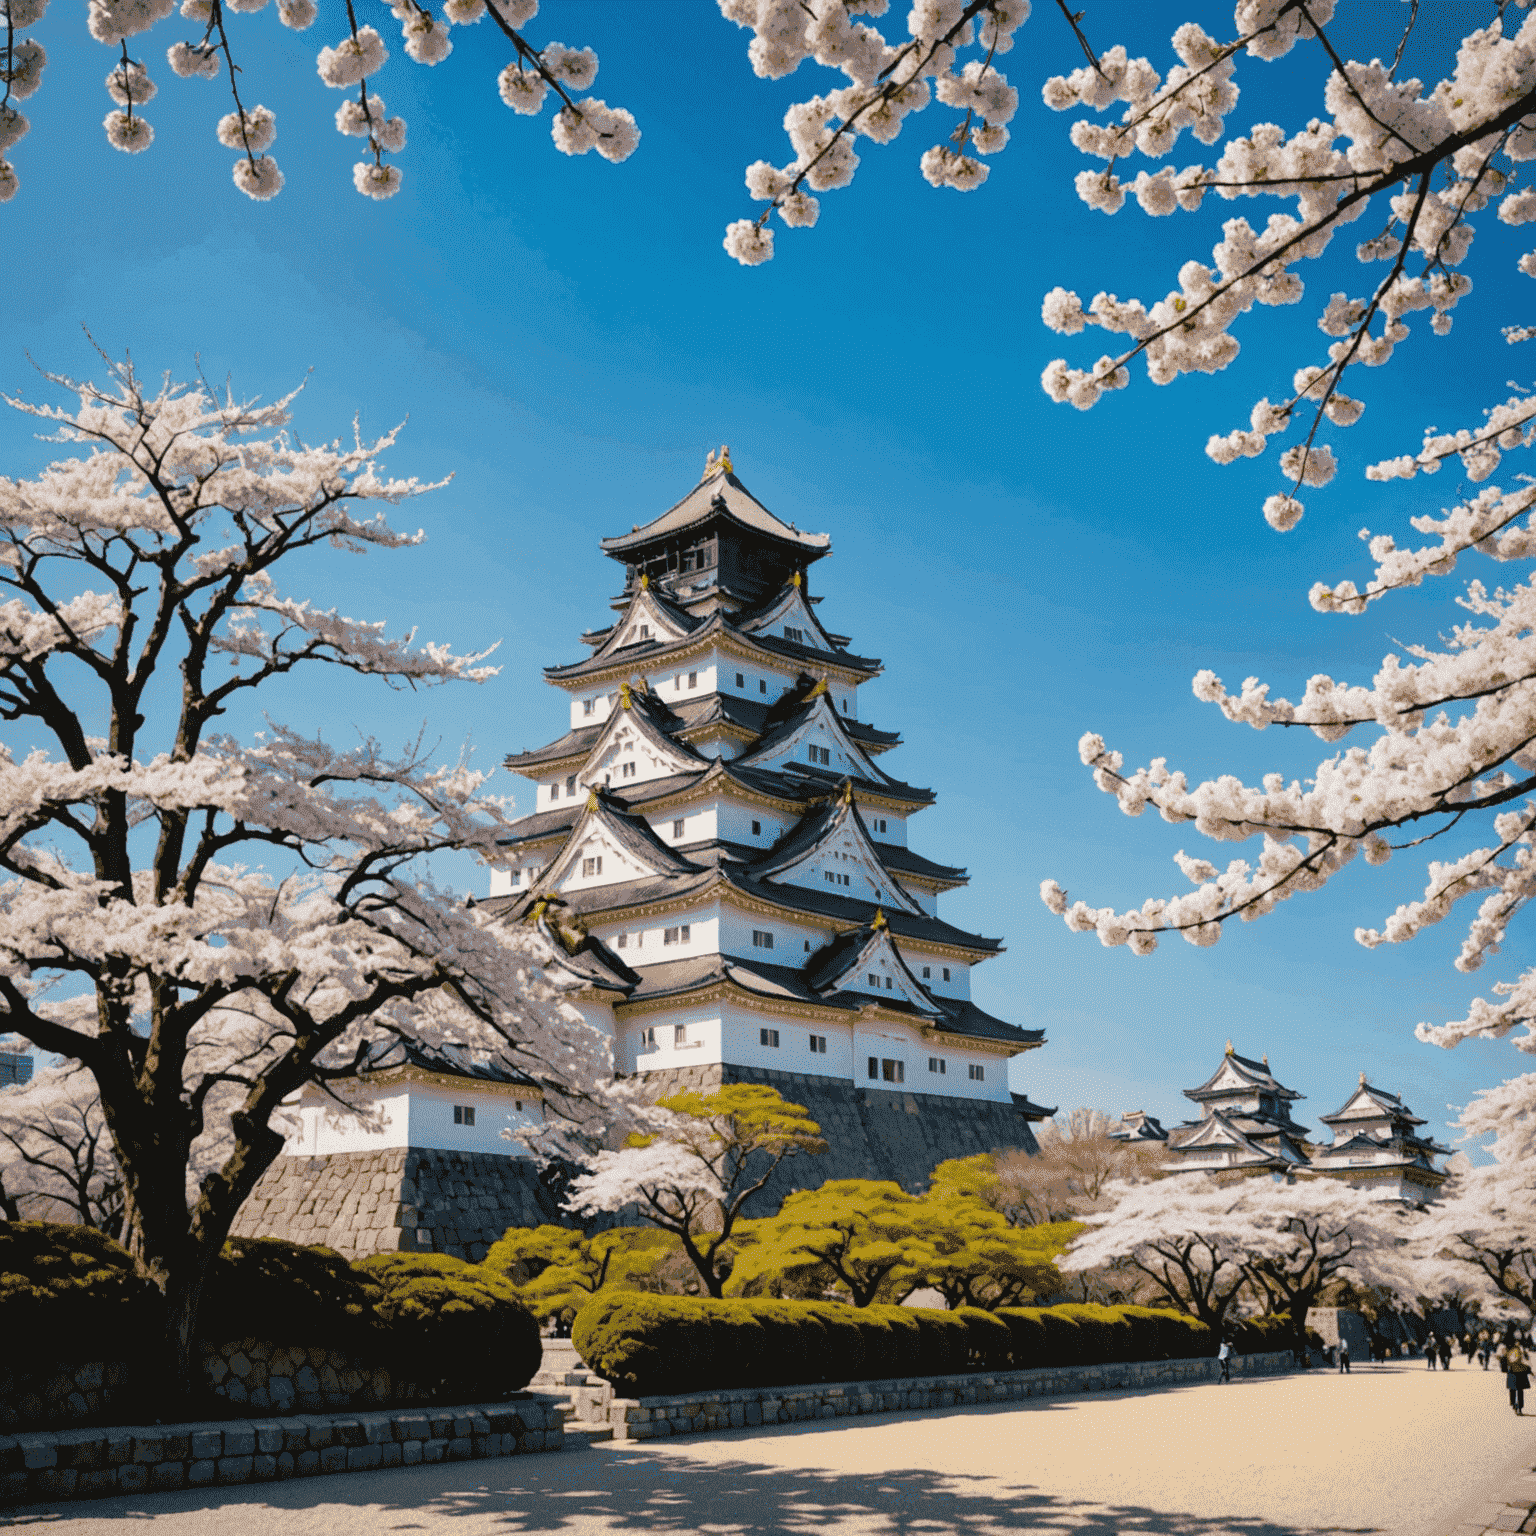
[736,672,745,688]
[875,818,887,833]
[664,925,691,945]
[807,745,830,766]
[675,674,683,691]
[803,940,811,952]
[565,775,576,795]
[453,1105,476,1126]
[674,1024,687,1047]
[638,1026,655,1049]
[868,1056,878,1080]
[881,1059,904,1084]
[784,626,804,643]
[583,698,595,717]
[929,1057,946,1075]
[615,932,627,949]
[751,820,761,836]
[687,671,698,689]
[639,624,651,640]
[673,818,685,839]
[752,930,774,949]
[943,968,951,982]
[884,976,893,990]
[969,1063,985,1082]
[809,1035,827,1054]
[760,1028,780,1048]
[581,856,603,877]
[621,761,636,779]
[760,679,768,694]
[868,973,879,987]
[922,966,931,979]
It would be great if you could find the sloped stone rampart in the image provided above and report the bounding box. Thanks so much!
[0,1393,564,1505]
[633,1063,1042,1212]
[598,1351,1296,1441]
[229,1148,569,1260]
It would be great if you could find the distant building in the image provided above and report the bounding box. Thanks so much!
[1165,1043,1311,1174]
[1109,1109,1167,1143]
[1308,1074,1450,1204]
[0,1052,33,1088]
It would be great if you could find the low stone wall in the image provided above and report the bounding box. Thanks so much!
[594,1351,1295,1441]
[201,1339,396,1415]
[0,1362,138,1435]
[0,1392,565,1506]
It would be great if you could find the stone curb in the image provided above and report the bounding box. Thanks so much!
[0,1391,565,1506]
[1428,1458,1536,1536]
[593,1350,1296,1441]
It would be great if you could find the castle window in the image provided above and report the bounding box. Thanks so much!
[615,932,627,949]
[929,1057,946,1075]
[515,1100,523,1112]
[752,820,761,836]
[664,925,690,945]
[638,1026,655,1049]
[868,1057,878,1080]
[784,626,804,643]
[884,976,892,990]
[583,698,595,717]
[581,856,603,877]
[875,818,887,833]
[752,930,774,949]
[969,1063,985,1082]
[674,1024,687,1046]
[881,1059,904,1084]
[760,679,768,694]
[943,968,951,982]
[673,818,685,838]
[808,745,830,766]
[687,671,698,689]
[453,1105,476,1126]
[809,1035,827,1054]
[565,775,576,796]
[736,672,745,687]
[804,940,811,952]
[922,966,931,979]
[868,973,879,987]
[639,624,651,640]
[622,761,636,779]
[760,1028,780,1048]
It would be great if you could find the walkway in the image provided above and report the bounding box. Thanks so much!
[7,1361,1533,1535]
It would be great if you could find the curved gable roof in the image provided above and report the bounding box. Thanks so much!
[600,469,831,560]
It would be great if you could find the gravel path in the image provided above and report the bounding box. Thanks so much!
[7,1361,1533,1536]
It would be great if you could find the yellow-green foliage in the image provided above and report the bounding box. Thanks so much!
[0,1221,163,1373]
[483,1224,674,1323]
[355,1252,542,1398]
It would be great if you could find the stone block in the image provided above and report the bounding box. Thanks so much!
[133,1433,165,1464]
[296,1449,320,1477]
[252,1422,284,1455]
[117,1463,148,1493]
[319,1445,348,1475]
[222,1425,256,1457]
[55,1431,107,1470]
[217,1455,254,1484]
[447,1437,473,1461]
[77,1467,117,1498]
[18,1437,56,1470]
[188,1458,217,1485]
[150,1461,187,1492]
[0,1471,27,1503]
[381,1442,402,1468]
[35,1467,78,1498]
[402,1440,423,1466]
[347,1444,382,1471]
[421,1438,446,1464]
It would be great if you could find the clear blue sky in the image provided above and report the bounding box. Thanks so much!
[3,1,1529,1154]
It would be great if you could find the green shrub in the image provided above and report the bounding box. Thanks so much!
[1227,1313,1294,1354]
[0,1222,163,1375]
[955,1306,1012,1370]
[1054,1303,1134,1365]
[355,1252,541,1400]
[199,1236,385,1355]
[866,1304,924,1375]
[1118,1305,1214,1359]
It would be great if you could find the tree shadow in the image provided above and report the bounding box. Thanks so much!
[0,1440,1386,1535]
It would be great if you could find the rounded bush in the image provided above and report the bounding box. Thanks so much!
[355,1252,541,1400]
[200,1236,385,1355]
[0,1222,163,1375]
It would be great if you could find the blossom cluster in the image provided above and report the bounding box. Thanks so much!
[1040,7,1536,524]
[720,0,1027,265]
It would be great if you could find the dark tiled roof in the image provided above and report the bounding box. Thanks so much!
[599,470,831,559]
[1012,1093,1058,1120]
[354,1038,539,1089]
[1186,1049,1303,1102]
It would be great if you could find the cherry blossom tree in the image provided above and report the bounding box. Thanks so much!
[565,1084,826,1298]
[1061,1174,1404,1339]
[0,1061,124,1231]
[0,350,604,1403]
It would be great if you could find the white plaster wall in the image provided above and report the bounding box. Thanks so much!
[849,1026,1009,1102]
[865,811,906,848]
[720,1003,857,1081]
[906,953,971,1001]
[651,661,717,705]
[628,1002,723,1072]
[645,805,718,846]
[406,1083,544,1154]
[280,1085,544,1156]
[568,688,618,731]
[717,903,831,964]
[594,908,720,968]
[713,651,794,705]
[902,883,938,917]
[717,800,787,848]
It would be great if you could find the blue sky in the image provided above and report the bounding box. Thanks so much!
[3,0,1531,1154]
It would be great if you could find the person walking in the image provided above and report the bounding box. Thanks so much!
[1426,1332,1438,1368]
[1338,1339,1350,1374]
[1506,1342,1530,1415]
[1439,1335,1453,1371]
[1480,1335,1493,1370]
[1218,1337,1233,1383]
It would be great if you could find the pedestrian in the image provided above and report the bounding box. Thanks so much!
[1338,1338,1350,1374]
[1506,1342,1530,1415]
[1480,1336,1493,1370]
[1218,1337,1233,1383]
[1426,1332,1438,1368]
[1439,1336,1453,1371]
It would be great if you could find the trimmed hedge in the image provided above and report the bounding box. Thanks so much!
[572,1294,1224,1397]
[0,1222,163,1376]
[355,1252,542,1401]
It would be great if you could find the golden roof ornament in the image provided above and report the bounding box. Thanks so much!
[620,681,632,710]
[808,677,829,699]
[1360,1070,1368,1086]
[872,908,887,930]
[701,444,733,479]
[1262,1053,1269,1067]
[791,570,802,588]
[1225,1040,1234,1055]
[639,573,649,590]
[585,790,599,811]
[719,443,732,473]
[840,779,854,806]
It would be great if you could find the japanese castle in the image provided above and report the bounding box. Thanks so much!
[480,450,1051,1145]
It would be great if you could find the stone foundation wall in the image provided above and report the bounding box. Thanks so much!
[597,1350,1296,1441]
[0,1363,137,1435]
[633,1063,1043,1212]
[229,1147,570,1260]
[0,1394,564,1505]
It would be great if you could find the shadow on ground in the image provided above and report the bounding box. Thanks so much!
[0,1443,1385,1535]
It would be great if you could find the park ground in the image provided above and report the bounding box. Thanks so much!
[4,1360,1533,1536]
